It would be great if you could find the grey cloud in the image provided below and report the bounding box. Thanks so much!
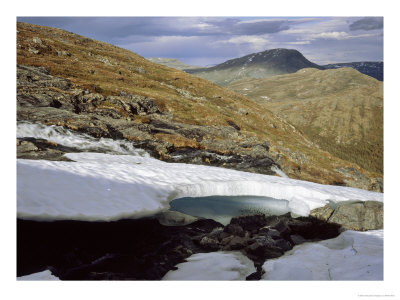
[18,17,293,40]
[349,17,383,31]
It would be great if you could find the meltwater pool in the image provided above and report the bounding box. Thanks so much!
[169,195,291,225]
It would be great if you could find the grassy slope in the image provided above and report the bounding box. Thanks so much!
[227,68,383,174]
[17,22,381,186]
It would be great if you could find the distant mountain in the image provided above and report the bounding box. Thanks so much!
[147,58,200,70]
[186,48,323,86]
[227,67,383,175]
[323,62,383,81]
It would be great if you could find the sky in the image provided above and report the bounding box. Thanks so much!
[17,16,383,66]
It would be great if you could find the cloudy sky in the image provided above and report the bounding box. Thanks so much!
[18,16,383,66]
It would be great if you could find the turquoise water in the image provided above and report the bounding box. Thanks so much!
[169,195,291,225]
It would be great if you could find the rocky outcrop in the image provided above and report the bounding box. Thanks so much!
[310,200,383,231]
[17,64,280,175]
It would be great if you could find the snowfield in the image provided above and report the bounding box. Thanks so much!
[17,152,382,221]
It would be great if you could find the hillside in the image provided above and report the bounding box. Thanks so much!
[16,22,382,191]
[147,58,200,70]
[227,68,383,175]
[186,48,323,86]
[323,61,383,81]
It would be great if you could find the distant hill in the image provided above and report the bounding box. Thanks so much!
[147,58,200,70]
[323,62,383,81]
[186,48,323,86]
[227,68,383,175]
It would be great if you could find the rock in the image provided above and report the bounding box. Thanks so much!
[330,201,383,231]
[136,67,146,74]
[258,227,281,239]
[155,211,198,226]
[57,50,71,57]
[274,238,293,251]
[17,137,77,161]
[226,236,249,250]
[310,200,383,231]
[245,236,283,260]
[264,217,291,238]
[220,236,233,246]
[199,236,220,251]
[223,223,245,237]
[246,268,265,280]
[32,37,42,44]
[238,108,248,116]
[230,214,267,231]
[28,47,40,54]
[290,234,306,245]
[309,204,334,221]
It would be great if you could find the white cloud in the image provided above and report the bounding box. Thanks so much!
[310,31,350,40]
[286,41,311,45]
[309,31,381,40]
[212,35,270,53]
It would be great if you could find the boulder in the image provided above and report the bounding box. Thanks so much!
[223,223,245,237]
[310,200,383,231]
[245,236,283,260]
[226,236,249,250]
[199,236,220,251]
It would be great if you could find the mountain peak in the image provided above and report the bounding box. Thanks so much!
[186,48,322,86]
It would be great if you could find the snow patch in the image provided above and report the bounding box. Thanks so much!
[262,230,383,280]
[271,166,289,178]
[162,251,255,280]
[18,270,59,281]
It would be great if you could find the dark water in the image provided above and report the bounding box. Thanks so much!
[169,195,291,225]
